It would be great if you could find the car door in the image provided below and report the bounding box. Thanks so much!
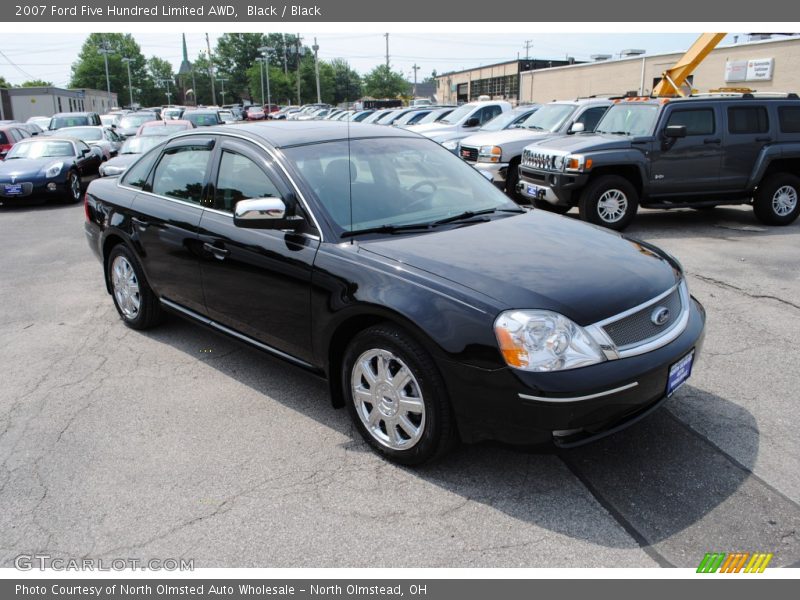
[197,138,320,363]
[648,104,722,195]
[719,104,772,190]
[73,140,100,175]
[127,136,214,314]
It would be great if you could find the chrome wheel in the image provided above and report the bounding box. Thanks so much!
[597,188,629,223]
[351,349,426,450]
[772,185,797,216]
[69,172,81,201]
[111,255,141,320]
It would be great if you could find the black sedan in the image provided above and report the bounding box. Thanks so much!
[84,122,705,465]
[1,137,101,204]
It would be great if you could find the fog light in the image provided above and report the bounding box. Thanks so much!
[47,182,57,191]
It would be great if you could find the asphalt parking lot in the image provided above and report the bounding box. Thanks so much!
[1,200,799,569]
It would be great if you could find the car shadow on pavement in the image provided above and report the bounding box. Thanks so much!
[140,315,799,567]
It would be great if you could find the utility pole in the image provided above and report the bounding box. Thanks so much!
[205,33,216,105]
[295,34,302,105]
[312,38,321,103]
[121,57,134,107]
[158,78,173,105]
[412,63,420,97]
[191,69,197,106]
[98,38,112,105]
[524,40,533,59]
[255,58,265,106]
[282,33,288,75]
[217,77,228,105]
[258,46,273,110]
[384,33,390,68]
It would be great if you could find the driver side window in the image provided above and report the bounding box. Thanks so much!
[213,151,282,213]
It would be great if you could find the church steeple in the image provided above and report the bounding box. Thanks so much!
[178,33,192,76]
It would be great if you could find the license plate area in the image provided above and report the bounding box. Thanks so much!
[526,184,546,199]
[3,183,23,195]
[667,349,694,396]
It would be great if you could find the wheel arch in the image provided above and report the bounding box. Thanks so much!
[584,165,644,199]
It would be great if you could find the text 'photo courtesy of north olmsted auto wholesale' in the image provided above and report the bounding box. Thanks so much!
[1,0,800,597]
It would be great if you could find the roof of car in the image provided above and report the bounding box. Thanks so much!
[52,112,97,117]
[175,121,421,148]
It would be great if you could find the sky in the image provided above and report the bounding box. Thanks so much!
[0,32,757,88]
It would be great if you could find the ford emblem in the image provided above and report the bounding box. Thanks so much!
[651,306,670,326]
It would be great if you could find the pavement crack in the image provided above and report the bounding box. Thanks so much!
[689,272,800,311]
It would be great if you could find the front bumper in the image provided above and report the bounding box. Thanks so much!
[517,166,589,207]
[0,174,70,200]
[472,161,509,187]
[439,296,706,447]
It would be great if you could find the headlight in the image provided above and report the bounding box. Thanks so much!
[44,162,63,178]
[478,145,502,163]
[441,139,459,151]
[564,154,593,172]
[494,310,605,372]
[100,164,126,177]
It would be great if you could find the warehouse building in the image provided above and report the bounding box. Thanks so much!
[436,58,577,105]
[0,87,118,122]
[437,35,800,106]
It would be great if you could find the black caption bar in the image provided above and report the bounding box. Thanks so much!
[2,0,799,22]
[4,579,797,600]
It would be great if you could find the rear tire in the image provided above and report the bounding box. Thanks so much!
[579,175,638,230]
[342,325,458,465]
[106,244,163,330]
[753,173,800,225]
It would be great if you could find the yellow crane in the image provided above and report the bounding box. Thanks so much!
[652,33,727,97]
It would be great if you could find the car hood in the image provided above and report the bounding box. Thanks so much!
[528,133,636,153]
[460,128,557,148]
[117,127,139,137]
[0,158,63,179]
[359,211,680,325]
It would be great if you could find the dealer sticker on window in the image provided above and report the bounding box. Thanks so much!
[667,349,694,396]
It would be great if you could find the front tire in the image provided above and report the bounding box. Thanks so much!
[579,175,638,230]
[753,173,800,225]
[64,170,82,204]
[106,244,163,330]
[342,325,457,465]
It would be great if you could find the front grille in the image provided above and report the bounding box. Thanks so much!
[602,286,683,349]
[522,148,562,171]
[460,145,478,162]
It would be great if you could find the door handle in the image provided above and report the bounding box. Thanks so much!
[203,242,230,260]
[703,138,721,144]
[755,136,772,142]
[131,217,149,230]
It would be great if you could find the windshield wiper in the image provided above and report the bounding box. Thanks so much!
[432,207,524,226]
[340,222,433,238]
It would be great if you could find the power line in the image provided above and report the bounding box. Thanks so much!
[0,49,38,80]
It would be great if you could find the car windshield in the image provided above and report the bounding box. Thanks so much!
[518,104,576,132]
[6,140,74,159]
[417,108,453,124]
[51,116,90,129]
[480,109,531,132]
[595,104,660,135]
[119,115,154,128]
[439,104,476,124]
[140,124,188,136]
[29,117,51,129]
[63,127,103,141]
[186,113,218,125]
[283,137,520,236]
[119,136,165,154]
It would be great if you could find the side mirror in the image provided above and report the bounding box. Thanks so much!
[82,148,91,156]
[664,125,687,139]
[234,197,303,230]
[463,117,480,128]
[569,122,585,134]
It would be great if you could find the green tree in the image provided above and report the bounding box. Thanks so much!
[19,79,53,87]
[329,59,362,104]
[146,56,176,105]
[0,76,13,88]
[184,52,212,106]
[70,34,149,108]
[363,65,408,99]
[247,62,295,106]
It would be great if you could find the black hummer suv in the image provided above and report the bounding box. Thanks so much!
[517,94,800,230]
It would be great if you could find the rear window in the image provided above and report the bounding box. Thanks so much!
[51,116,90,129]
[728,106,769,134]
[0,132,8,145]
[778,106,800,133]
